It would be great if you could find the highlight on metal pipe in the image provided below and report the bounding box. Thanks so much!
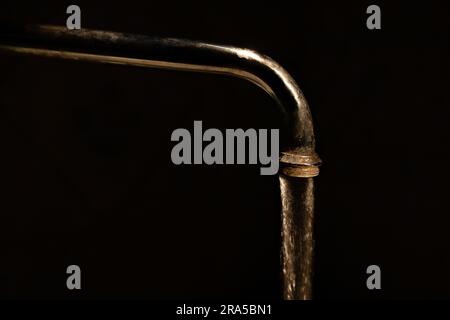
[0,25,322,300]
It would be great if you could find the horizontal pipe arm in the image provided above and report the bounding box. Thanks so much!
[0,24,320,176]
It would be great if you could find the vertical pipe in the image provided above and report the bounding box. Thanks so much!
[280,176,315,300]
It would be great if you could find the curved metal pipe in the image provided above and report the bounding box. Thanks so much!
[0,25,321,299]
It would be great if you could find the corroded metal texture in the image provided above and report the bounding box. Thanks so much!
[0,25,321,299]
[280,176,315,300]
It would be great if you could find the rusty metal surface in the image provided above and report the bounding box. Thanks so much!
[0,25,321,299]
[280,176,315,299]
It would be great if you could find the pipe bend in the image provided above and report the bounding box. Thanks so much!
[0,25,321,175]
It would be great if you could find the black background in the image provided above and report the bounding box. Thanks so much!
[0,1,449,299]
